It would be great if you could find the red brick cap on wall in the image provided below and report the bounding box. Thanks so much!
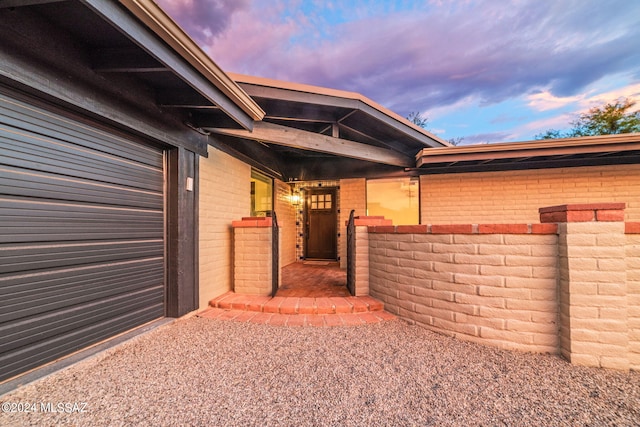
[539,203,625,223]
[345,216,393,227]
[232,217,273,227]
[627,222,640,234]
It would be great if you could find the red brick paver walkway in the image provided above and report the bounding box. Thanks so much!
[199,263,396,326]
[277,261,350,297]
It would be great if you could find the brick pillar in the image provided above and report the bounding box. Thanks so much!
[232,217,273,296]
[540,203,628,370]
[339,178,366,268]
[349,216,392,296]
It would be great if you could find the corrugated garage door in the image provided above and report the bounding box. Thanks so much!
[0,90,165,382]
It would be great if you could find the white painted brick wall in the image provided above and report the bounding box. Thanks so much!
[558,221,628,370]
[339,178,366,268]
[199,146,250,308]
[274,179,297,268]
[421,165,640,224]
[233,227,272,295]
[369,232,559,354]
[626,233,640,370]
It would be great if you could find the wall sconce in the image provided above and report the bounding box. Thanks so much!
[290,192,302,206]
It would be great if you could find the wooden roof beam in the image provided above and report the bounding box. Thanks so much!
[207,121,414,167]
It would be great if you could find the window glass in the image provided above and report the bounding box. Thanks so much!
[251,169,273,217]
[309,193,334,210]
[366,177,419,224]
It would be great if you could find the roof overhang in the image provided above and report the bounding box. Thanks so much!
[416,133,640,174]
[117,0,264,125]
[228,73,449,150]
[204,74,448,180]
[0,0,264,155]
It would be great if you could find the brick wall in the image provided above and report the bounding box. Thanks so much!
[421,165,640,224]
[558,220,628,369]
[339,178,366,268]
[627,225,640,370]
[199,146,250,308]
[539,204,630,370]
[361,204,640,370]
[368,226,559,353]
[274,179,296,267]
[232,217,273,296]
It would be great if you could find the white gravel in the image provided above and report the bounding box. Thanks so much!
[1,316,639,426]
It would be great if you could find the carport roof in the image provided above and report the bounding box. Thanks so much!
[204,74,449,181]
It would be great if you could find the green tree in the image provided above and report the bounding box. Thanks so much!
[407,111,464,145]
[535,98,640,139]
[407,111,429,129]
[535,129,564,140]
[447,136,464,146]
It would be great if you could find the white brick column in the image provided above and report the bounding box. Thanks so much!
[339,178,366,268]
[232,217,273,296]
[349,216,392,296]
[353,226,370,296]
[541,203,629,370]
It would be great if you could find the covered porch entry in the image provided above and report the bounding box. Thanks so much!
[201,74,446,299]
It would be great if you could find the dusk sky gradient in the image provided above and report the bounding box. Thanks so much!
[157,0,640,144]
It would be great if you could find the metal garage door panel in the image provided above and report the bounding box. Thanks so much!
[0,164,162,209]
[0,197,163,243]
[0,90,165,382]
[0,126,162,192]
[0,93,163,167]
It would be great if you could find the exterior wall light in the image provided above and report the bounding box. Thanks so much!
[290,192,302,206]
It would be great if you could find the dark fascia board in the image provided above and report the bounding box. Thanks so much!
[232,76,449,149]
[417,133,640,168]
[417,151,640,175]
[82,0,257,131]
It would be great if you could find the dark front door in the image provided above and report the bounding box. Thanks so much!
[305,188,337,260]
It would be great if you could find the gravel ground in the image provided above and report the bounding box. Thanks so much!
[1,316,639,427]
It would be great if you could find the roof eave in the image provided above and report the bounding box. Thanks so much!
[416,133,640,167]
[229,73,448,148]
[118,0,265,124]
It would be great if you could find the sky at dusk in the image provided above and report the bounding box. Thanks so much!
[157,0,640,144]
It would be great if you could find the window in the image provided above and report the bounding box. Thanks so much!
[310,193,332,210]
[366,177,419,224]
[251,169,273,217]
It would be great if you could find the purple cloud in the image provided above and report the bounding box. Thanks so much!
[156,0,250,44]
[459,132,514,145]
[159,0,640,120]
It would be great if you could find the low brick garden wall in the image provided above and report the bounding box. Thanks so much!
[360,204,640,371]
[229,205,640,371]
[627,223,640,370]
[367,224,559,354]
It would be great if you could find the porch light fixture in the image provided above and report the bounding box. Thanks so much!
[290,192,302,206]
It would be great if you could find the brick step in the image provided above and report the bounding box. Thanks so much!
[209,292,385,315]
[199,308,396,327]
